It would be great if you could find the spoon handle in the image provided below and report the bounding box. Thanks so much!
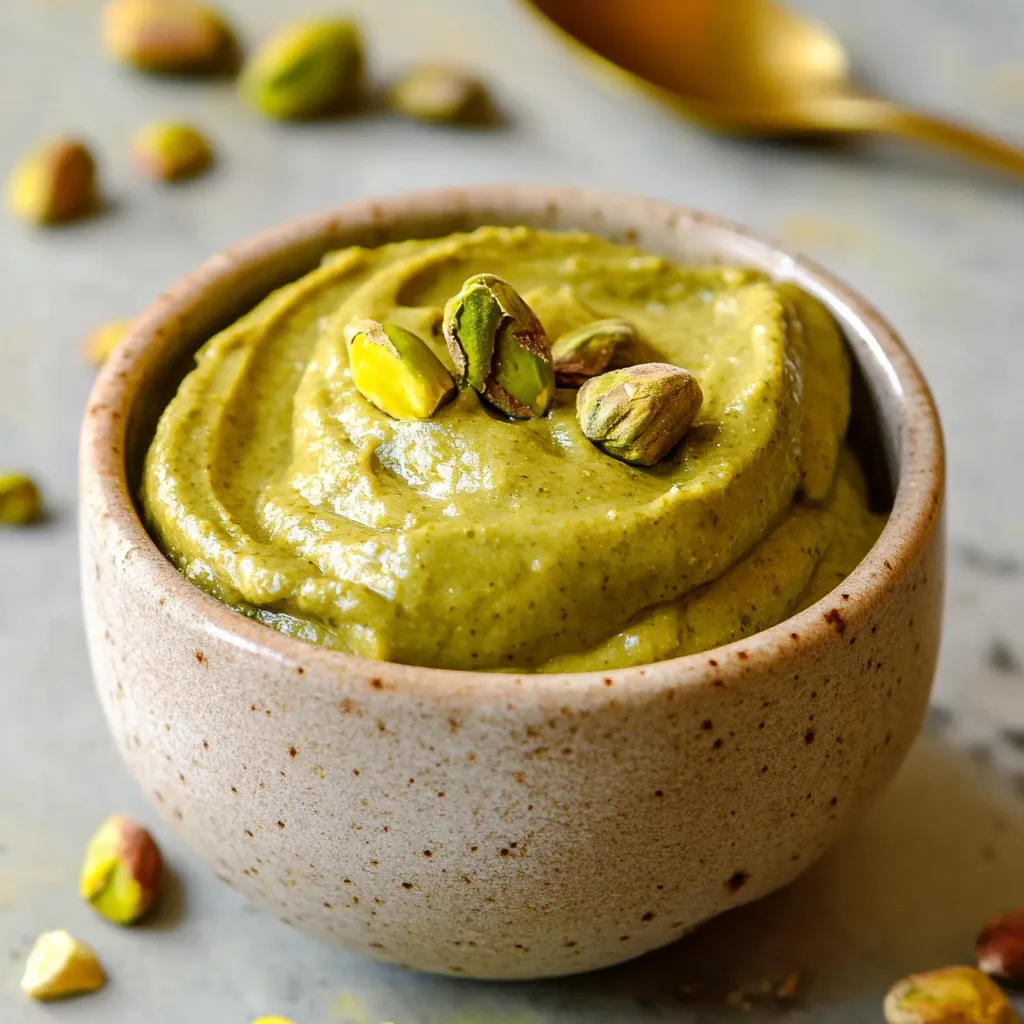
[817,96,1024,182]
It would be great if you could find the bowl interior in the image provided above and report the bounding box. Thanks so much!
[123,194,902,524]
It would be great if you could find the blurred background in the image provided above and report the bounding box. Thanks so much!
[2,0,1024,1021]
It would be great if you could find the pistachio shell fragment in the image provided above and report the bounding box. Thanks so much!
[0,473,42,525]
[388,64,490,124]
[884,966,1020,1024]
[102,0,237,74]
[576,362,703,466]
[20,931,105,1001]
[240,19,364,119]
[132,121,213,181]
[7,137,97,225]
[442,273,555,418]
[80,814,163,925]
[345,319,455,420]
[552,318,636,387]
[83,319,134,365]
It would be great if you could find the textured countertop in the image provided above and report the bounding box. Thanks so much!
[3,0,1024,1021]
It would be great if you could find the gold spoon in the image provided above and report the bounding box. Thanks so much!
[523,0,1024,181]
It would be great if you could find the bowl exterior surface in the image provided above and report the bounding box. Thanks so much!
[79,187,944,979]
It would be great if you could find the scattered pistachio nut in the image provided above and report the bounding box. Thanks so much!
[80,814,163,925]
[251,1018,297,1024]
[102,0,237,73]
[576,362,703,466]
[978,908,1024,985]
[7,137,97,225]
[83,319,134,365]
[387,63,490,124]
[20,931,105,1001]
[442,273,555,419]
[551,318,636,387]
[0,473,42,525]
[345,319,455,420]
[884,966,1021,1024]
[132,121,213,182]
[240,19,364,120]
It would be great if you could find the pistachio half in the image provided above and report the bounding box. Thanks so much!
[551,318,635,387]
[884,966,1020,1024]
[7,137,97,225]
[21,931,105,1001]
[83,319,134,365]
[387,64,490,124]
[240,19,364,120]
[443,273,555,418]
[345,319,455,420]
[576,362,703,466]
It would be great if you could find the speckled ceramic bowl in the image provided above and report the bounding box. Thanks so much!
[79,187,944,980]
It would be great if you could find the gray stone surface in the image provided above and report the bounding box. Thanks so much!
[2,0,1024,1020]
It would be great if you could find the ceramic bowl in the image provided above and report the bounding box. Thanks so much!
[79,187,944,980]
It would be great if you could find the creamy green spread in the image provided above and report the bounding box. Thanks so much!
[142,227,886,672]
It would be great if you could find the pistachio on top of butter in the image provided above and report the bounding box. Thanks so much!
[576,362,703,466]
[443,273,555,419]
[551,318,636,387]
[345,319,455,420]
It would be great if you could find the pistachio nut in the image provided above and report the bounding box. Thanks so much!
[102,0,237,73]
[21,931,105,1001]
[240,19,364,120]
[83,319,134,365]
[345,319,455,420]
[0,473,42,525]
[132,121,213,182]
[252,1018,298,1024]
[551,318,636,387]
[80,814,163,925]
[442,273,555,418]
[387,64,490,124]
[576,362,703,466]
[7,137,97,225]
[977,908,1024,985]
[884,966,1021,1024]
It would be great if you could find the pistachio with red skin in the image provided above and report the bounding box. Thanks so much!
[977,908,1024,986]
[80,814,163,925]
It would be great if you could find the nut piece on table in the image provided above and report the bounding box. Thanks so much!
[978,908,1024,985]
[0,473,42,525]
[20,931,105,1001]
[7,137,97,226]
[240,19,364,120]
[443,273,555,419]
[883,965,1021,1024]
[251,1018,298,1024]
[80,814,163,925]
[345,319,456,420]
[576,362,703,466]
[83,320,135,365]
[551,318,636,387]
[132,121,214,182]
[388,64,491,124]
[102,0,237,74]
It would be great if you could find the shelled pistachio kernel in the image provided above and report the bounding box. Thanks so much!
[388,64,490,123]
[80,814,163,925]
[576,362,703,466]
[102,0,237,73]
[240,19,364,119]
[7,137,97,225]
[133,121,213,181]
[883,966,1021,1024]
[551,318,635,387]
[345,319,455,420]
[0,473,42,525]
[83,320,134,365]
[442,273,555,418]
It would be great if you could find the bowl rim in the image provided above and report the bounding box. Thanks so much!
[80,185,945,697]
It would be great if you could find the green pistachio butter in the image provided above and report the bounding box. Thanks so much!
[142,227,886,671]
